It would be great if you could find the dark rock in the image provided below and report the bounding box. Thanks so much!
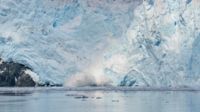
[95,97,102,99]
[0,58,36,87]
[38,81,62,87]
[74,95,89,99]
[16,72,36,87]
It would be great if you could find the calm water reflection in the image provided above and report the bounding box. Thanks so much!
[0,88,200,112]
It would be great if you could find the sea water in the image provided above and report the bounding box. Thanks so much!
[0,87,199,112]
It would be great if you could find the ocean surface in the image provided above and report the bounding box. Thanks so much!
[0,87,200,112]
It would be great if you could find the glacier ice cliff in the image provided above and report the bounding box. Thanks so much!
[0,0,200,87]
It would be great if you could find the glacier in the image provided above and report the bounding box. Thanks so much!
[0,0,200,87]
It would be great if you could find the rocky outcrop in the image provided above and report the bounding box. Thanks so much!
[15,72,36,87]
[0,58,36,87]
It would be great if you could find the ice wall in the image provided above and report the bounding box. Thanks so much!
[124,0,200,87]
[0,0,200,87]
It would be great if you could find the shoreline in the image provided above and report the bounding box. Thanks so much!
[0,86,200,94]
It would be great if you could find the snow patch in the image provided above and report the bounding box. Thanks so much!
[24,70,40,83]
